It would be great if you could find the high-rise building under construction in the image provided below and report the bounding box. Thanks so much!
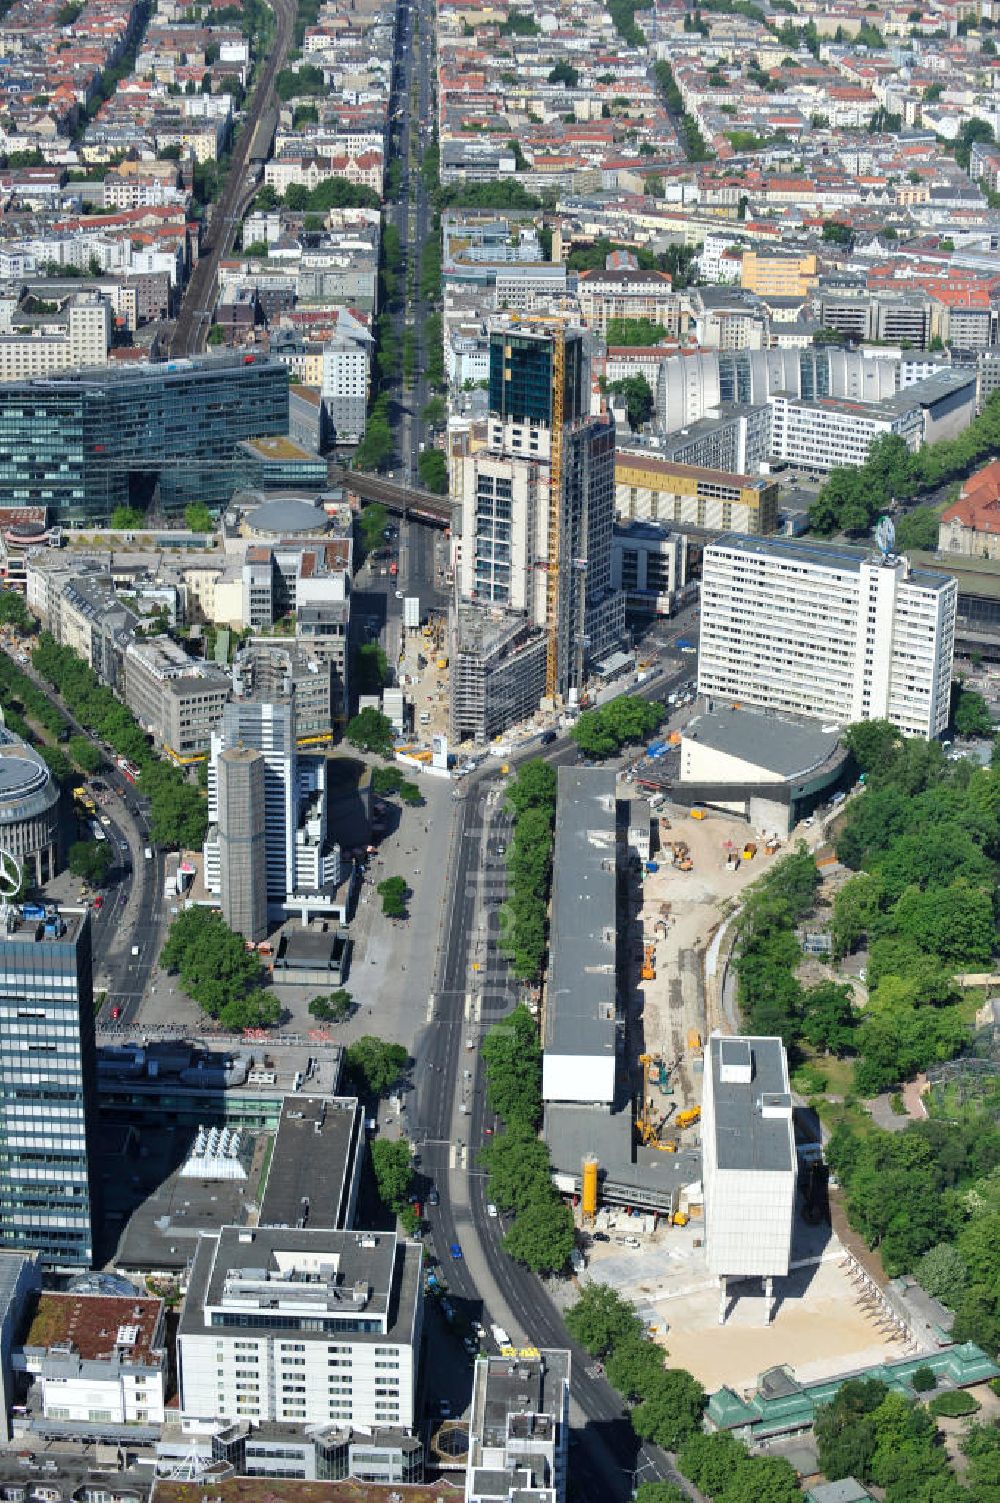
[450,320,623,742]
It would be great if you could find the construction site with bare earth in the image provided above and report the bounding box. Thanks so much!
[549,780,962,1405]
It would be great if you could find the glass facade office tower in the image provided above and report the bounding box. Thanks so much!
[0,907,101,1270]
[0,354,289,523]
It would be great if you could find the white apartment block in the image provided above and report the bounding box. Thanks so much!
[698,534,956,740]
[769,393,923,473]
[177,1227,422,1434]
[0,294,110,380]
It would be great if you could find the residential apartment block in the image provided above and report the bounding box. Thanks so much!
[697,534,957,739]
[0,292,111,380]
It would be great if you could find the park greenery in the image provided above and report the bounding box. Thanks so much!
[31,635,208,847]
[346,1035,409,1097]
[812,1377,995,1502]
[307,990,353,1023]
[479,1005,575,1273]
[370,1137,419,1235]
[606,317,670,347]
[183,502,214,533]
[809,396,1000,536]
[345,706,395,757]
[499,759,557,982]
[377,875,408,918]
[160,908,277,1031]
[68,839,112,887]
[570,694,663,759]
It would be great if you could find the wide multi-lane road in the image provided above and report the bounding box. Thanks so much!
[169,0,296,357]
[413,659,699,1502]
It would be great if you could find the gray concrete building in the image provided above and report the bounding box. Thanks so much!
[123,637,230,762]
[217,746,268,943]
[449,608,546,745]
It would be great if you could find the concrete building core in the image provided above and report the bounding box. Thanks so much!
[217,745,267,942]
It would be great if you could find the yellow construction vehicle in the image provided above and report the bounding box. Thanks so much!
[641,942,655,981]
[676,1106,701,1130]
[672,1211,689,1227]
[635,1056,677,1151]
[687,1029,702,1052]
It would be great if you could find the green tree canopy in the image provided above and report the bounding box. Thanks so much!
[68,839,112,886]
[184,502,214,532]
[377,875,408,918]
[370,1136,413,1213]
[631,1368,707,1451]
[954,687,993,738]
[160,907,273,1029]
[307,990,353,1023]
[564,1283,643,1357]
[481,1006,542,1128]
[609,374,654,431]
[346,1035,409,1096]
[502,1187,575,1273]
[345,707,394,756]
[606,316,670,346]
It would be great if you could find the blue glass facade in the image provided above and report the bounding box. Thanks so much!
[488,328,587,426]
[0,909,100,1270]
[0,354,290,523]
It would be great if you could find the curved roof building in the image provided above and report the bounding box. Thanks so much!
[0,720,60,884]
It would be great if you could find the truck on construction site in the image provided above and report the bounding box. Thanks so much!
[671,841,693,871]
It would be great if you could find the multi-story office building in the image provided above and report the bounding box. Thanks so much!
[452,320,623,735]
[204,700,347,921]
[0,354,288,523]
[217,747,268,943]
[321,330,371,445]
[615,450,779,535]
[123,636,230,763]
[0,906,101,1270]
[611,520,689,617]
[0,293,112,381]
[465,1350,571,1503]
[176,1226,422,1432]
[232,642,337,739]
[698,534,957,739]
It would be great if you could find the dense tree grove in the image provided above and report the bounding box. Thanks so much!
[160,908,275,1030]
[479,1005,575,1274]
[499,760,557,982]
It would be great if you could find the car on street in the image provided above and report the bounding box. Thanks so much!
[395,589,405,599]
[428,1186,440,1206]
[449,1243,463,1259]
[540,730,557,745]
[110,1005,122,1021]
[486,1202,498,1218]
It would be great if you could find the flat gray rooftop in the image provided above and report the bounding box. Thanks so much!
[259,1095,360,1230]
[544,768,617,1061]
[708,1035,794,1174]
[544,1102,701,1208]
[709,531,954,593]
[683,707,842,780]
[178,1225,421,1348]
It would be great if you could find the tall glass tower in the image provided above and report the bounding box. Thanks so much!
[0,905,101,1270]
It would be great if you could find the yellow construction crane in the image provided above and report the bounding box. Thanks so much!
[545,322,565,701]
